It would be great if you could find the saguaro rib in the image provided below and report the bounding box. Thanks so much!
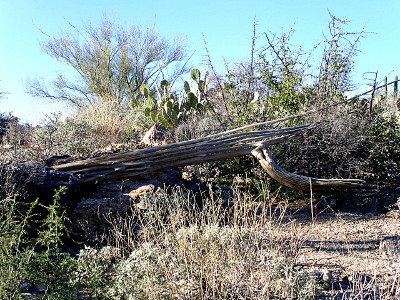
[53,121,366,190]
[53,124,309,182]
[251,147,367,191]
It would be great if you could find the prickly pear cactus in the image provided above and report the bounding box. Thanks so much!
[185,69,210,104]
[139,69,209,129]
[190,69,201,82]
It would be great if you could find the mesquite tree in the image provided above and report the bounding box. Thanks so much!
[28,18,189,108]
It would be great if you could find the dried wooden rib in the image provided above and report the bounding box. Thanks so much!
[53,124,310,183]
[251,147,367,191]
[54,121,367,191]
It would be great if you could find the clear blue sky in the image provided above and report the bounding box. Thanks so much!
[1,0,399,125]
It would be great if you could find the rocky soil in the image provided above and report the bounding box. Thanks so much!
[295,209,400,299]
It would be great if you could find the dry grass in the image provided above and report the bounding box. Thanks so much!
[73,101,152,142]
[0,101,153,162]
[74,185,400,299]
[75,186,321,299]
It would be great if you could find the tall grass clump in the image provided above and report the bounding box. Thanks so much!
[9,101,152,160]
[32,102,149,158]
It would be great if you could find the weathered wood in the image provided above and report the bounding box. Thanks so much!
[54,124,311,183]
[53,119,367,191]
[383,76,388,104]
[251,147,367,191]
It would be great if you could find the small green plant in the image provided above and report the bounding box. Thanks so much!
[0,197,37,298]
[37,186,68,251]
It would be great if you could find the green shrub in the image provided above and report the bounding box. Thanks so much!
[0,184,78,299]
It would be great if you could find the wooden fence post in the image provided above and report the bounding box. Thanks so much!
[395,76,399,109]
[369,71,378,114]
[383,76,388,104]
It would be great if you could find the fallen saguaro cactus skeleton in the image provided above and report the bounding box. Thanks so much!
[53,120,367,191]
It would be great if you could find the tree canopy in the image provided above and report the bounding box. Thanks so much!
[28,18,189,108]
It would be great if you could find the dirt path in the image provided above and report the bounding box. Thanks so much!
[293,209,400,298]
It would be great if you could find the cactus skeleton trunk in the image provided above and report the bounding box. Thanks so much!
[53,121,367,190]
[53,124,308,183]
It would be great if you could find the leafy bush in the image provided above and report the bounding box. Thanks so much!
[365,103,400,181]
[275,98,400,184]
